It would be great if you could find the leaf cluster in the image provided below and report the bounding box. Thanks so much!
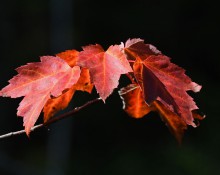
[0,38,204,142]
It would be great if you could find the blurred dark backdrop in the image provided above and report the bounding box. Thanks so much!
[0,0,219,175]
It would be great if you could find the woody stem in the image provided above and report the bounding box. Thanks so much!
[0,97,102,140]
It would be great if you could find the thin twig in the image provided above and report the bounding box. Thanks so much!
[0,97,102,140]
[0,124,43,139]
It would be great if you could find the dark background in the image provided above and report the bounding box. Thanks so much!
[0,0,219,175]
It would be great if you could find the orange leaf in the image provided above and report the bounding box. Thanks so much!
[56,50,79,67]
[119,84,151,118]
[43,68,93,122]
[152,101,187,144]
[43,87,76,122]
[73,68,93,93]
[119,83,187,143]
[43,50,93,122]
[0,56,81,135]
[57,49,93,93]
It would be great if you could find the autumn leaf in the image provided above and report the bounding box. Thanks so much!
[124,38,202,127]
[119,84,151,118]
[43,68,93,122]
[57,50,93,93]
[0,56,81,135]
[43,50,94,122]
[119,84,188,143]
[43,87,76,122]
[192,110,205,126]
[56,49,79,67]
[123,38,161,59]
[151,101,187,144]
[77,44,132,101]
[71,68,93,93]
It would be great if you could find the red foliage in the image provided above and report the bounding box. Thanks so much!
[119,84,151,118]
[0,56,80,135]
[77,44,132,101]
[124,39,202,126]
[43,50,93,122]
[0,38,204,141]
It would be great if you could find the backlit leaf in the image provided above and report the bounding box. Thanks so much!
[119,83,188,143]
[124,38,202,127]
[78,44,132,101]
[43,50,94,122]
[56,49,79,67]
[43,68,93,122]
[119,84,151,118]
[0,56,80,135]
[151,101,187,144]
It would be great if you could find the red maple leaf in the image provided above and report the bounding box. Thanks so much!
[123,38,202,127]
[77,44,132,101]
[0,56,81,135]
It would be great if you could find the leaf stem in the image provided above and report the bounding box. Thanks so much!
[0,97,102,140]
[128,60,135,63]
[126,73,136,84]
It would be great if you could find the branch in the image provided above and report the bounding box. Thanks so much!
[0,97,102,140]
